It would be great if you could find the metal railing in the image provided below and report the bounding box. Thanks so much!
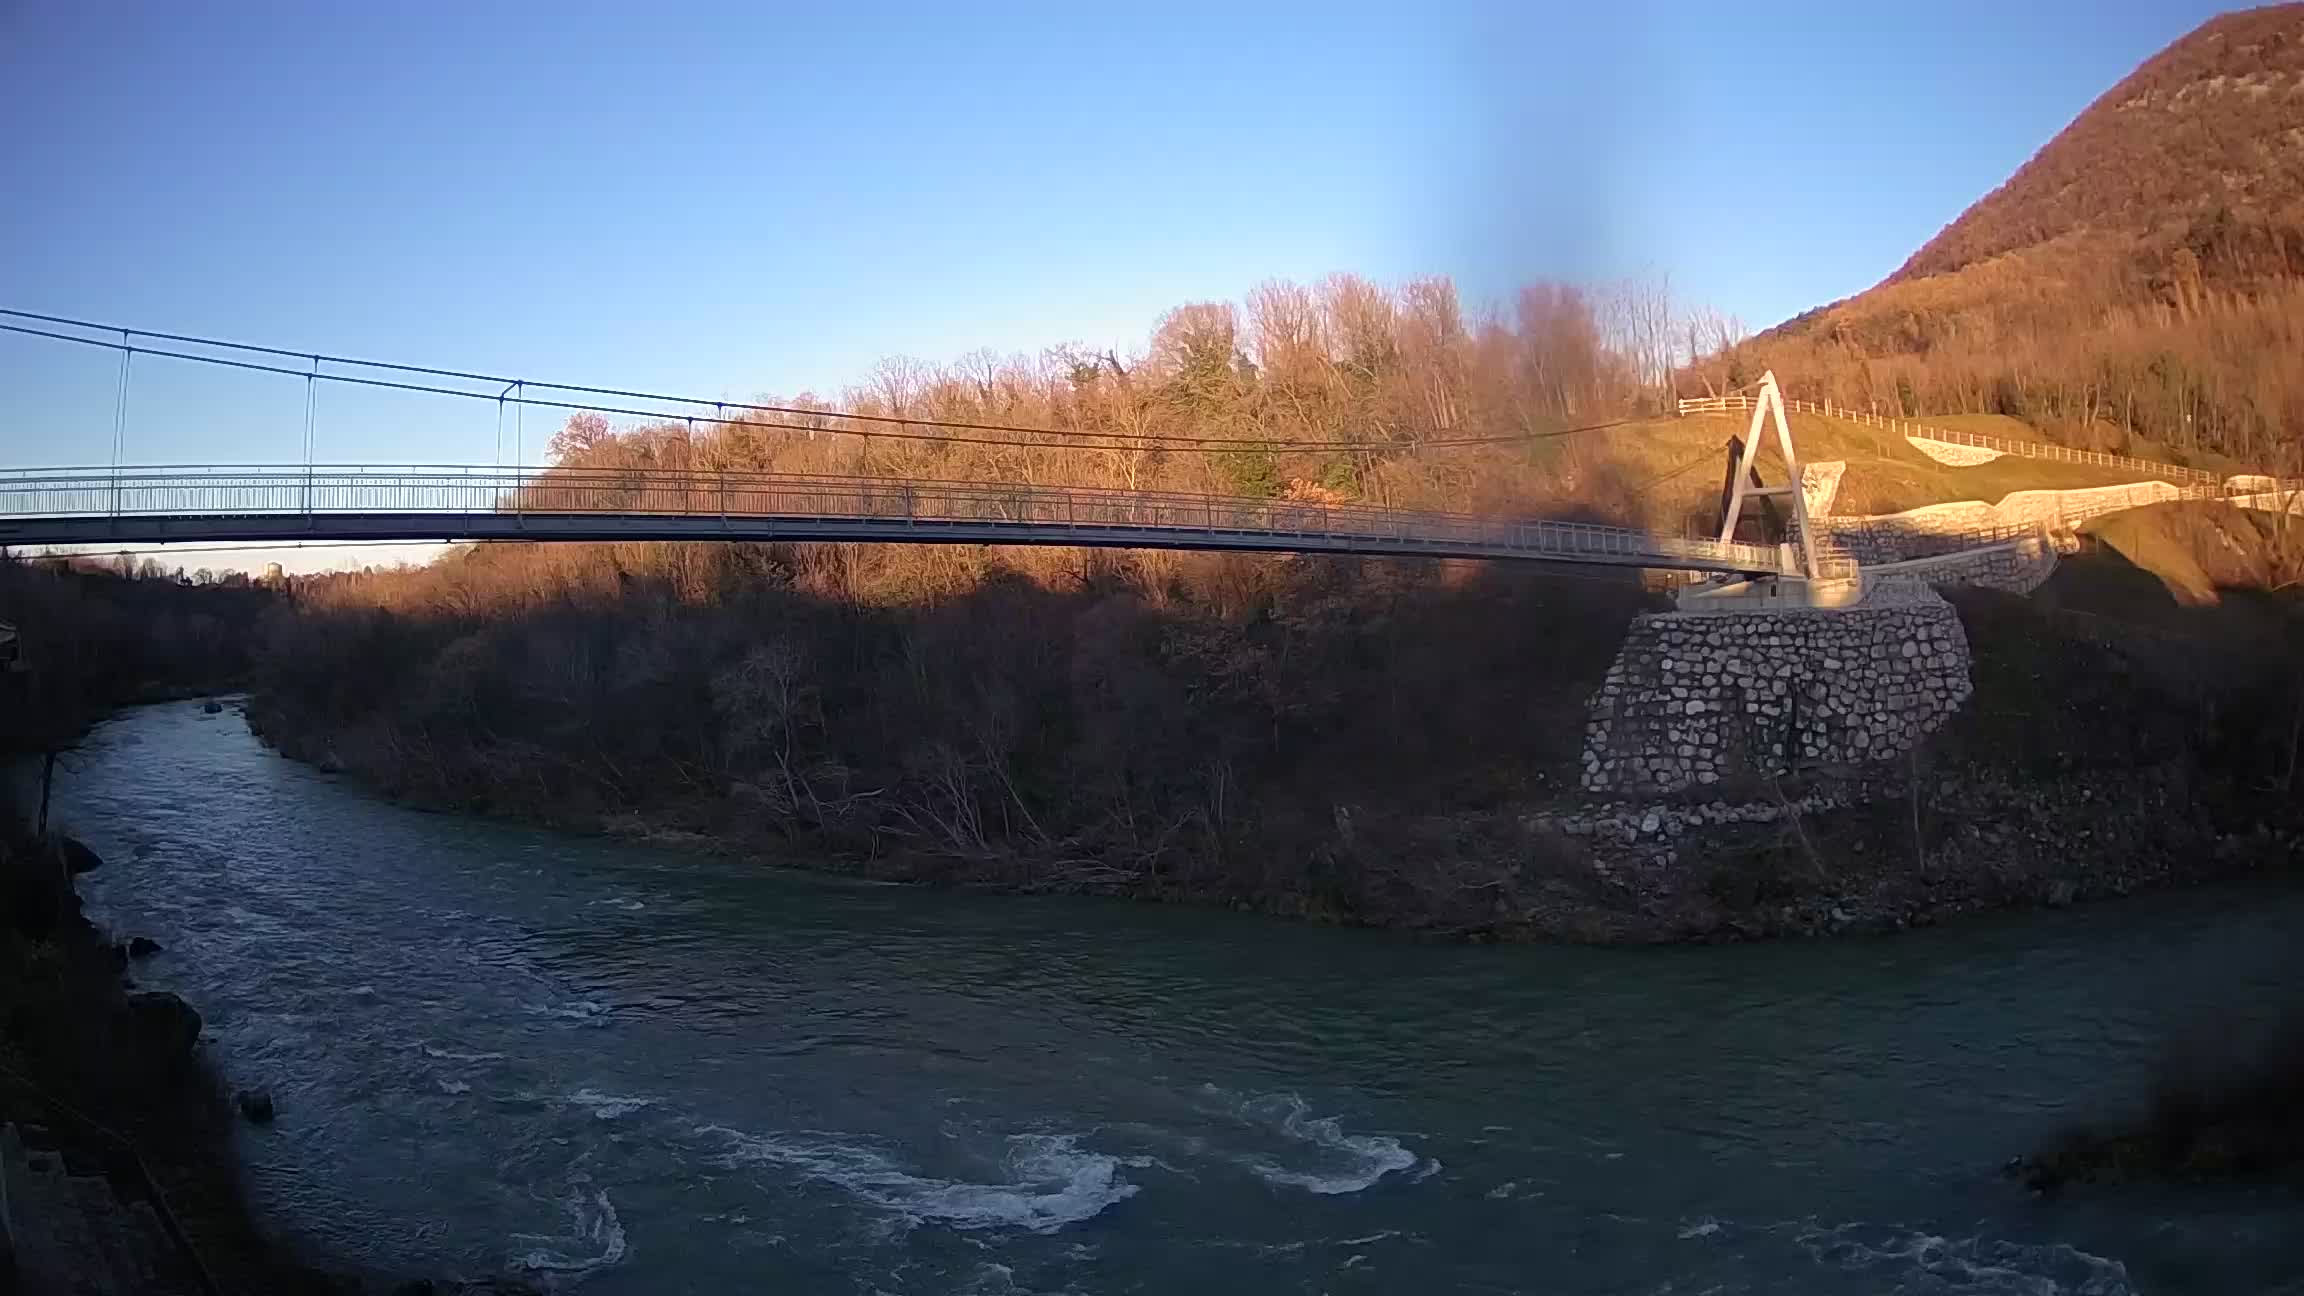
[0,465,1797,575]
[1676,394,2222,484]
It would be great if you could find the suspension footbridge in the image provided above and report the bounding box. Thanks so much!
[0,466,1797,574]
[0,309,1814,578]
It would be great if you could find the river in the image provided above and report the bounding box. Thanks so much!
[39,700,2304,1294]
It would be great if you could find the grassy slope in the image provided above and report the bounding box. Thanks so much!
[1577,410,2177,533]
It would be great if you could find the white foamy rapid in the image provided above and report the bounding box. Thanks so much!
[510,1181,628,1281]
[703,1127,1138,1234]
[421,1044,507,1063]
[1795,1223,2134,1295]
[566,1089,657,1120]
[1203,1089,1429,1195]
[1667,1219,2136,1296]
[524,999,612,1022]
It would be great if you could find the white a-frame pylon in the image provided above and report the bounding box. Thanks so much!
[1716,370,1822,579]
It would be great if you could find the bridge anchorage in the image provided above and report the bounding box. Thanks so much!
[1673,371,1865,612]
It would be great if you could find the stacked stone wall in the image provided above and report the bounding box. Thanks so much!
[1581,591,1972,795]
[1864,534,2059,595]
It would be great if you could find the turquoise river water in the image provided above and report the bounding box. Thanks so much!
[44,700,2304,1294]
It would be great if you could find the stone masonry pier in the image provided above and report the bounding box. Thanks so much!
[1581,587,1972,795]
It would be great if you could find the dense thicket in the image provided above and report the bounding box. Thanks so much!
[256,539,1649,921]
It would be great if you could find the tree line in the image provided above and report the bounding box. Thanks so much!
[520,273,1693,519]
[0,555,276,756]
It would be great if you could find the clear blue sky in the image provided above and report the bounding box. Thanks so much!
[0,0,2237,565]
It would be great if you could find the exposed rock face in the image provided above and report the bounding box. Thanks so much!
[1581,590,1972,795]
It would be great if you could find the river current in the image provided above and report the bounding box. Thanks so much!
[42,701,2304,1293]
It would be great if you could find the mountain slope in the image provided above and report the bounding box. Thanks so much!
[1702,5,2304,470]
[1895,3,2304,284]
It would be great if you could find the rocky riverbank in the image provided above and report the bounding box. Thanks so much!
[0,824,540,1295]
[1471,759,2298,944]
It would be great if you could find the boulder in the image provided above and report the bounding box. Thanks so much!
[126,935,162,959]
[57,837,102,875]
[237,1088,276,1124]
[121,991,201,1070]
[201,700,224,714]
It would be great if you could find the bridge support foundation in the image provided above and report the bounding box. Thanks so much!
[1672,573,1866,612]
[1580,587,1972,796]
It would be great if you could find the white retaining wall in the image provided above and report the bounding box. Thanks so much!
[1801,460,1847,519]
[1908,437,2005,466]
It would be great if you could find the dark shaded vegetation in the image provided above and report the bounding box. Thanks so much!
[0,554,276,755]
[2016,1007,2304,1190]
[254,538,1654,927]
[1693,6,2304,468]
[1951,563,2304,794]
[249,530,2304,943]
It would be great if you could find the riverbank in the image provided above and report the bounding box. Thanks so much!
[0,823,541,1294]
[53,697,2304,1294]
[247,717,2300,947]
[245,553,2304,945]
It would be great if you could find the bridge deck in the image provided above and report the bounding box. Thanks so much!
[0,467,1794,575]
